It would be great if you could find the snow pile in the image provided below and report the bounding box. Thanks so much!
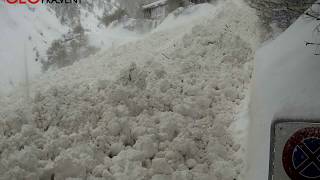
[247,3,320,180]
[0,1,262,180]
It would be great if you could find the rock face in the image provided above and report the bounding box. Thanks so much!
[0,1,262,180]
[245,0,316,29]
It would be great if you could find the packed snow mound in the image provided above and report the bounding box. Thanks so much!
[0,1,262,180]
[247,2,320,179]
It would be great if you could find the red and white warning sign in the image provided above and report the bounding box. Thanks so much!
[269,121,320,180]
[283,127,320,179]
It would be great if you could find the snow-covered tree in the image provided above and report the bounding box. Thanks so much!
[41,23,98,71]
[100,8,127,27]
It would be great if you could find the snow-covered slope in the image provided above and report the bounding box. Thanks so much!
[0,1,139,94]
[0,1,263,180]
[0,3,68,93]
[247,4,320,179]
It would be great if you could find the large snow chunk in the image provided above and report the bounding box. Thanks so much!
[151,158,173,175]
[134,136,158,158]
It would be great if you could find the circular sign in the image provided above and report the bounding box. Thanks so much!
[283,127,320,180]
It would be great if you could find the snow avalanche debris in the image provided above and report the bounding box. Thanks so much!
[0,1,262,180]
